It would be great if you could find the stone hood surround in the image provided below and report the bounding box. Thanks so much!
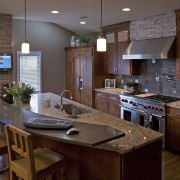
[18,92,162,154]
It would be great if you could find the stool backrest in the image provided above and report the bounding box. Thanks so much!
[5,125,36,179]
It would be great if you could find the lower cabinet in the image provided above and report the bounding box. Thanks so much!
[95,91,120,117]
[166,106,180,151]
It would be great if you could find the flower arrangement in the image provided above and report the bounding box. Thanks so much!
[3,81,35,104]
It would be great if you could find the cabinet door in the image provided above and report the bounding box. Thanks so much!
[105,32,117,74]
[73,57,83,104]
[167,116,180,151]
[80,56,93,107]
[106,43,117,74]
[73,56,93,107]
[108,94,120,117]
[117,42,130,75]
[65,49,74,98]
[95,92,109,113]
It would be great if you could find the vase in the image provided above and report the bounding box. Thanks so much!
[13,96,21,107]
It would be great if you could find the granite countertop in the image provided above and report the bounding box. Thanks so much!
[20,92,163,154]
[166,100,180,109]
[94,88,128,95]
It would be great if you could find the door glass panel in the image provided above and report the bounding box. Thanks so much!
[17,51,42,92]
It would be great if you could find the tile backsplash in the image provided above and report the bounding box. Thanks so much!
[116,59,180,98]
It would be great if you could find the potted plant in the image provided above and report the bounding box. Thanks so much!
[21,84,35,103]
[125,82,138,93]
[79,35,91,45]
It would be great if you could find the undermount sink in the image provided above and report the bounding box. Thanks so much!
[54,103,91,115]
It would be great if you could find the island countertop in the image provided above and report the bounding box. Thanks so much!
[0,92,163,154]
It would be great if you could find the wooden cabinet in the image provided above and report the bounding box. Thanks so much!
[95,91,120,117]
[65,45,106,107]
[102,22,140,75]
[176,10,180,79]
[95,91,109,113]
[166,106,180,151]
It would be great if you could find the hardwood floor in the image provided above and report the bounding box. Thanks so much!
[0,149,180,180]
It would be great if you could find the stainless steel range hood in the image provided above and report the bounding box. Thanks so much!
[123,36,175,60]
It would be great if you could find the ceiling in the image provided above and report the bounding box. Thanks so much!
[0,0,179,35]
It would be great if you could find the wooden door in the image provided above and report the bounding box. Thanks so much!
[73,56,93,107]
[80,56,93,107]
[105,32,117,74]
[117,42,130,75]
[108,94,120,117]
[65,49,74,98]
[95,92,109,113]
[106,43,117,74]
[73,57,82,104]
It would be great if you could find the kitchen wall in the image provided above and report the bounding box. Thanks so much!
[12,19,75,95]
[117,11,180,98]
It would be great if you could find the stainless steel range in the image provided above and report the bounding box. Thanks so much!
[120,93,180,144]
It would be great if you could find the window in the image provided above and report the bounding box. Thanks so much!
[17,51,42,92]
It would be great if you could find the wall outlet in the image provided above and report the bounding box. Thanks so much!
[135,79,138,83]
[155,77,159,81]
[144,88,148,92]
[121,79,124,84]
[172,88,176,94]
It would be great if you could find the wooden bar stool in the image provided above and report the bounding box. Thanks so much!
[5,125,66,180]
[0,133,8,174]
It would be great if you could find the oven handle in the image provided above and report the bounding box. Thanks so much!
[120,104,145,114]
[152,114,165,118]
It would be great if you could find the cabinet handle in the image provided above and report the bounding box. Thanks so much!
[79,77,83,91]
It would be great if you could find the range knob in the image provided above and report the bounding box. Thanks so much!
[143,105,148,109]
[155,107,159,111]
[148,105,151,109]
[121,99,125,102]
[129,101,134,104]
[124,99,128,103]
[159,108,163,112]
[151,106,155,110]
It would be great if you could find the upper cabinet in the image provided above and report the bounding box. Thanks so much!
[102,22,140,75]
[176,9,180,80]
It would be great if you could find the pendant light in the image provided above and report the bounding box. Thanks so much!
[97,0,106,52]
[21,0,30,54]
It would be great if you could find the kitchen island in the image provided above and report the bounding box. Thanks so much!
[0,93,163,180]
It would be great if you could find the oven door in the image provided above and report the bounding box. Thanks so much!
[120,106,140,124]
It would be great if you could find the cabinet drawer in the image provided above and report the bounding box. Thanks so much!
[108,94,120,103]
[73,48,93,57]
[95,92,108,99]
[167,107,180,118]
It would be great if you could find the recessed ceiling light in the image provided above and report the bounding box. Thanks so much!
[80,21,86,25]
[122,8,130,12]
[51,10,60,14]
[80,16,88,25]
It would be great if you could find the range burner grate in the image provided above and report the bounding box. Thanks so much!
[144,94,180,103]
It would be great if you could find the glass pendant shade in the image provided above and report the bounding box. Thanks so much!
[21,41,30,54]
[97,37,106,52]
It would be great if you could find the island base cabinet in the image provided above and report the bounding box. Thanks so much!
[32,135,162,180]
[122,140,162,180]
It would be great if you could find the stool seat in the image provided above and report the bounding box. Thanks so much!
[5,125,66,180]
[12,147,64,174]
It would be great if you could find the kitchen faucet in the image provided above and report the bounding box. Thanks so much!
[60,90,73,109]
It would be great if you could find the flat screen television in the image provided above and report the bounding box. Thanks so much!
[0,54,13,71]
